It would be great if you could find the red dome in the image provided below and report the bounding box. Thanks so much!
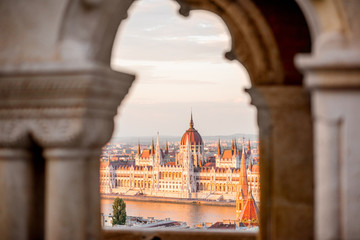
[180,113,203,146]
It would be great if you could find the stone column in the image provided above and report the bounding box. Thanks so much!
[44,149,101,240]
[0,149,32,240]
[0,62,135,240]
[297,46,360,239]
[247,86,314,240]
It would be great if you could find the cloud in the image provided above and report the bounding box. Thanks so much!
[110,0,257,138]
[144,24,165,32]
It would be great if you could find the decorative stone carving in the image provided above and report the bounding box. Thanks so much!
[0,61,135,148]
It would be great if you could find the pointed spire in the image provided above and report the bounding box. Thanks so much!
[217,139,222,156]
[248,139,252,171]
[156,132,160,149]
[156,132,160,154]
[248,157,252,171]
[165,140,169,154]
[241,138,245,158]
[137,140,141,155]
[155,132,162,165]
[238,137,248,206]
[190,111,194,128]
[234,138,238,155]
[151,138,155,155]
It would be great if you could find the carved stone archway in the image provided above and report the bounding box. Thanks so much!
[0,0,316,240]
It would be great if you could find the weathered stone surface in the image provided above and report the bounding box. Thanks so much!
[247,86,314,240]
[1,1,360,240]
[103,229,257,240]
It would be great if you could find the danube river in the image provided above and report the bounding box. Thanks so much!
[101,199,236,227]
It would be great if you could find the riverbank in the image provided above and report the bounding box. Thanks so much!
[101,194,236,207]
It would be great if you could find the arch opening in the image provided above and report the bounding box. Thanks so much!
[100,0,260,231]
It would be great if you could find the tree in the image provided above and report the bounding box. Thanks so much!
[112,198,127,225]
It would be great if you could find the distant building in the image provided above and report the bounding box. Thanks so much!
[100,113,260,202]
[135,137,170,167]
[235,141,260,227]
[208,220,236,230]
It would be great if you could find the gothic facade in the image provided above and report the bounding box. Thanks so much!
[100,114,260,201]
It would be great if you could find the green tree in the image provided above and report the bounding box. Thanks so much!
[112,198,127,225]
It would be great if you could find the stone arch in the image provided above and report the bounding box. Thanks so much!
[55,0,312,86]
[0,0,322,239]
[175,0,311,85]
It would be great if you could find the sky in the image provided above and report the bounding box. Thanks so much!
[111,0,258,137]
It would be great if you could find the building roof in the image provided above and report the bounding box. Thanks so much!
[100,161,109,169]
[180,113,203,146]
[141,149,151,158]
[252,164,259,173]
[165,162,176,166]
[238,194,259,227]
[203,162,215,168]
[222,149,233,159]
[208,221,236,230]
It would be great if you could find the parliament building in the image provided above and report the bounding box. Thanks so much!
[100,114,260,206]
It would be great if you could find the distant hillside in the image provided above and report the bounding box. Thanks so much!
[110,133,258,145]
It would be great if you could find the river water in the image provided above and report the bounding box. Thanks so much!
[101,199,236,227]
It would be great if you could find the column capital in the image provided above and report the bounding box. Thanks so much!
[0,61,135,148]
[0,148,32,160]
[246,86,311,109]
[296,47,360,90]
[44,148,101,160]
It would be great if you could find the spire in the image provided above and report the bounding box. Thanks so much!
[151,138,155,155]
[155,132,162,165]
[241,138,245,159]
[247,139,251,156]
[238,138,248,203]
[234,138,238,155]
[137,140,140,155]
[156,132,160,146]
[190,111,194,128]
[217,139,222,156]
[248,139,252,171]
[156,132,160,152]
[248,156,253,171]
[165,140,169,154]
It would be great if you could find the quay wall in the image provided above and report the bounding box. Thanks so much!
[101,194,236,207]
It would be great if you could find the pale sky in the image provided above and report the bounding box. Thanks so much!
[111,0,258,137]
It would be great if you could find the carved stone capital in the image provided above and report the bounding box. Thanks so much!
[296,48,360,90]
[246,86,311,109]
[0,61,135,148]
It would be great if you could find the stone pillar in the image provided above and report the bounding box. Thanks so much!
[44,149,101,240]
[0,62,135,240]
[247,86,314,240]
[0,149,32,240]
[297,45,360,239]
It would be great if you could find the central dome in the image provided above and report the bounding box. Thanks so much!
[180,113,203,146]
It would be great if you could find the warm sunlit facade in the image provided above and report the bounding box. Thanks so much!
[100,114,260,202]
